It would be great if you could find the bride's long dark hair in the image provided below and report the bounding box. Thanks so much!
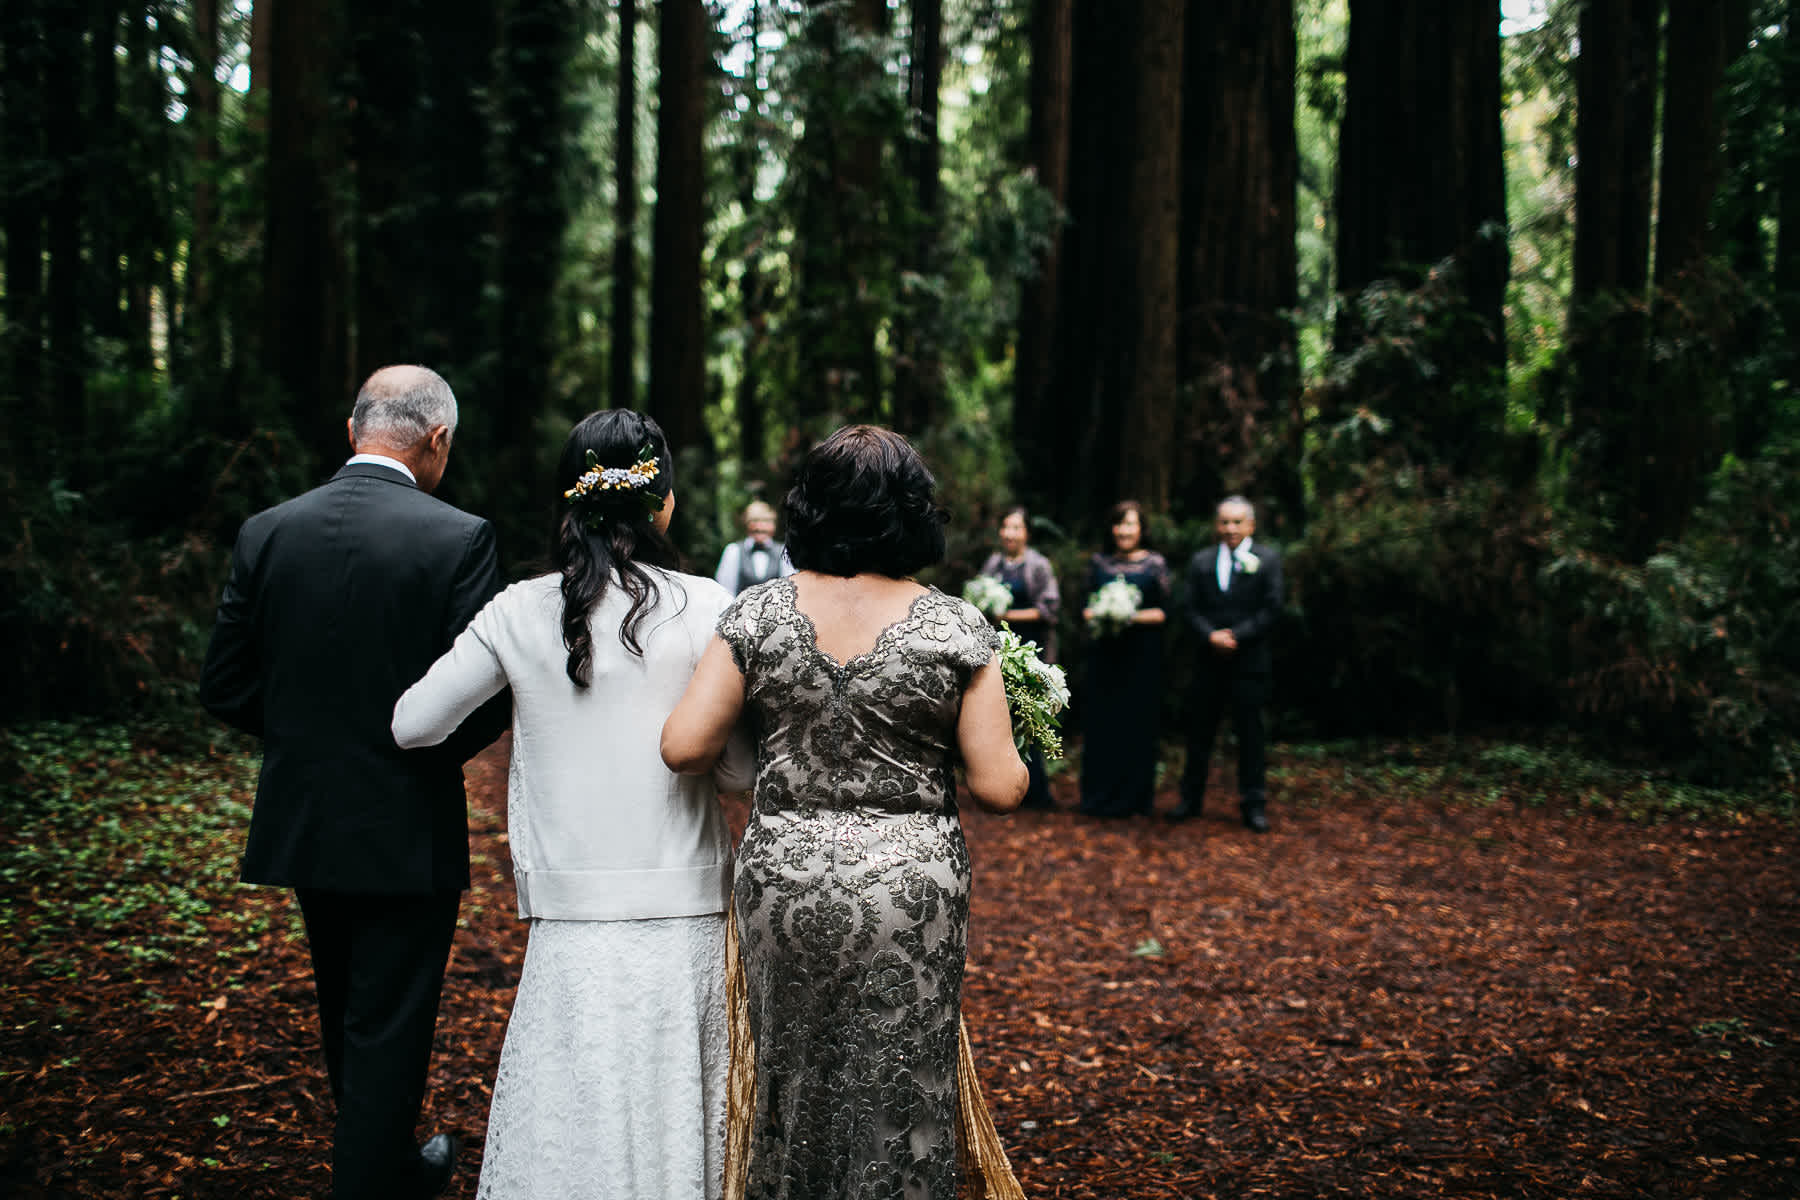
[554,409,683,685]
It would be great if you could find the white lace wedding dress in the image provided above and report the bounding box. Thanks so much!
[476,915,727,1199]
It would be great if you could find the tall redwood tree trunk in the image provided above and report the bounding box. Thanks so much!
[1716,0,1761,278]
[1044,0,1133,519]
[1114,0,1185,514]
[1771,0,1800,325]
[1335,0,1508,467]
[350,0,494,379]
[612,0,640,410]
[1013,0,1072,492]
[650,0,709,454]
[1572,0,1660,302]
[123,6,168,375]
[188,0,225,398]
[1656,0,1735,285]
[1625,0,1750,554]
[263,0,350,464]
[89,0,124,344]
[792,0,893,429]
[1777,0,1800,302]
[893,0,945,435]
[2,3,48,460]
[44,0,86,442]
[494,0,579,558]
[250,0,272,117]
[1566,0,1664,555]
[735,0,769,470]
[1177,0,1298,525]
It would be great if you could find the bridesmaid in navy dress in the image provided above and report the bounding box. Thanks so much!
[1078,500,1171,817]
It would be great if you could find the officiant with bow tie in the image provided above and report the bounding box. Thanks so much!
[1172,496,1284,831]
[714,499,795,597]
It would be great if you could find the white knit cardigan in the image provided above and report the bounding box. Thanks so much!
[393,568,749,921]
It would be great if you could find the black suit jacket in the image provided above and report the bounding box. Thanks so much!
[199,463,507,894]
[1183,541,1284,676]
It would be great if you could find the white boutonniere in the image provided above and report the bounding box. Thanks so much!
[1237,550,1260,575]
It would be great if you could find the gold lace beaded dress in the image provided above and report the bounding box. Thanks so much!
[715,579,1023,1200]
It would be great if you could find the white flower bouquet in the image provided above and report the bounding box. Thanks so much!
[1085,578,1142,637]
[962,573,1014,620]
[995,625,1069,759]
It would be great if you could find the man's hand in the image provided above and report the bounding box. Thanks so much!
[1209,628,1238,653]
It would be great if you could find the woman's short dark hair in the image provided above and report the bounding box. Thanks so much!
[553,409,683,684]
[998,504,1030,528]
[784,425,947,578]
[1104,499,1148,552]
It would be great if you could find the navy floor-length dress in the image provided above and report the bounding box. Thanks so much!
[1077,550,1171,817]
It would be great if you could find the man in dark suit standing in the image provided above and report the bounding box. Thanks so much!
[200,365,506,1198]
[1171,495,1283,832]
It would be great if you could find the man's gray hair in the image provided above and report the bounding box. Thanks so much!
[1219,494,1256,520]
[350,366,458,447]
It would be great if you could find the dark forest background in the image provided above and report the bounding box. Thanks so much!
[2,0,1796,785]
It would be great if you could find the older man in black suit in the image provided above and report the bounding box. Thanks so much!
[1171,495,1284,832]
[200,365,507,1198]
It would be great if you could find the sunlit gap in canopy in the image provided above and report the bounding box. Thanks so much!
[716,0,790,85]
[1501,0,1550,38]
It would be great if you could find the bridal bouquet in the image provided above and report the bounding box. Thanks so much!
[995,626,1069,760]
[962,574,1013,621]
[1085,578,1142,637]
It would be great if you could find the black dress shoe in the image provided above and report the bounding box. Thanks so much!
[1165,801,1201,821]
[417,1132,459,1197]
[1242,809,1269,833]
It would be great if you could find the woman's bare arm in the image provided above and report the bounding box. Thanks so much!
[661,636,747,775]
[958,657,1028,812]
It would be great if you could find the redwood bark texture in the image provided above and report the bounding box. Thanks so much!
[1655,0,1734,285]
[1566,0,1663,560]
[3,0,47,457]
[1045,0,1185,519]
[1335,0,1509,465]
[1177,0,1298,522]
[651,0,709,453]
[1116,0,1186,514]
[1571,0,1661,302]
[263,0,350,464]
[1014,0,1073,488]
[613,0,640,410]
[894,0,946,436]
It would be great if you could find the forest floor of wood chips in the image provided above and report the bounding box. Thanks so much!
[3,732,1797,1199]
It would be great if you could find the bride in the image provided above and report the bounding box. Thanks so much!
[393,409,747,1199]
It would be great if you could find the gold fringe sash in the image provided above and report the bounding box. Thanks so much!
[954,1016,1027,1200]
[722,912,1025,1200]
[724,912,755,1200]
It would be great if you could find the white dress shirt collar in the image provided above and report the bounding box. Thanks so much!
[347,453,417,483]
[1217,536,1255,591]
